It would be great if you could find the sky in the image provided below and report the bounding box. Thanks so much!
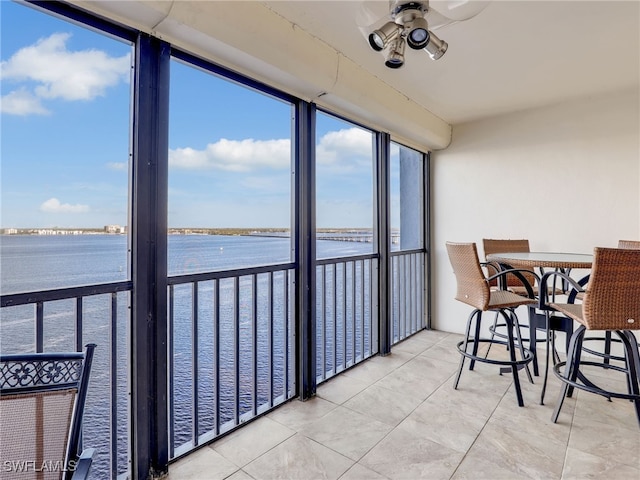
[1,1,402,230]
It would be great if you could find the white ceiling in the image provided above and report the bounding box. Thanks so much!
[74,0,639,149]
[262,0,640,124]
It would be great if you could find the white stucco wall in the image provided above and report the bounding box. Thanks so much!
[431,88,640,334]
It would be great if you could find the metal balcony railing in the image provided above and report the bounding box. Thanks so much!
[391,250,426,344]
[166,263,296,458]
[0,249,425,478]
[316,254,380,383]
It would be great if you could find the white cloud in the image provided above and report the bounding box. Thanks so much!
[317,128,373,170]
[40,198,90,213]
[107,162,127,171]
[169,138,291,171]
[1,32,130,114]
[169,128,372,173]
[0,87,50,115]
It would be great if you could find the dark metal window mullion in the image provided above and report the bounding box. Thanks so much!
[130,33,170,479]
[424,153,432,329]
[293,100,316,399]
[376,132,391,354]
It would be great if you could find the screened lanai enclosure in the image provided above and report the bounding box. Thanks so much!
[0,1,430,478]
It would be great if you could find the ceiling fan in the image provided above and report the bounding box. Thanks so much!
[358,0,490,68]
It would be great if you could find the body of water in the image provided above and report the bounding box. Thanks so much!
[0,234,374,479]
[1,233,373,295]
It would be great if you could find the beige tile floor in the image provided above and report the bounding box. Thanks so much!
[168,329,640,480]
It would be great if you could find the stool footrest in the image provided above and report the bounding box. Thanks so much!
[553,360,640,401]
[457,338,534,367]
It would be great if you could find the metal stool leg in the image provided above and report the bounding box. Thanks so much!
[511,309,534,384]
[620,331,640,426]
[503,310,525,407]
[469,311,483,371]
[528,306,541,377]
[604,331,612,366]
[552,326,586,423]
[454,309,479,390]
[540,311,552,405]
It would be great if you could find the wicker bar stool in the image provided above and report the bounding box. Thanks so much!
[483,239,536,296]
[539,247,640,426]
[446,242,536,407]
[482,239,543,374]
[581,240,640,366]
[618,240,640,250]
[483,239,573,378]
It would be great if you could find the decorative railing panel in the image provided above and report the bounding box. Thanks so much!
[1,282,132,480]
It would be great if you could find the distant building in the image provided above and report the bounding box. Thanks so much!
[35,229,81,235]
[2,228,18,235]
[105,225,125,234]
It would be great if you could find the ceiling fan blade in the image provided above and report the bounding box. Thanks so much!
[429,0,491,21]
[357,1,490,33]
[423,8,455,31]
[356,1,392,29]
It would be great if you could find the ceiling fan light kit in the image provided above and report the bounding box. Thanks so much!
[366,0,487,68]
[384,34,406,68]
[368,20,401,51]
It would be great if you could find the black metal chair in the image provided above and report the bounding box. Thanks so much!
[0,344,96,480]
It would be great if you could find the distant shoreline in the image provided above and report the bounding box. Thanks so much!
[1,227,375,236]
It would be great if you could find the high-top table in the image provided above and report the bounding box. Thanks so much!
[485,251,593,377]
[485,252,593,271]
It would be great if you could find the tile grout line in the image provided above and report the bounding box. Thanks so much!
[446,377,513,479]
[341,348,460,479]
[559,389,579,480]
